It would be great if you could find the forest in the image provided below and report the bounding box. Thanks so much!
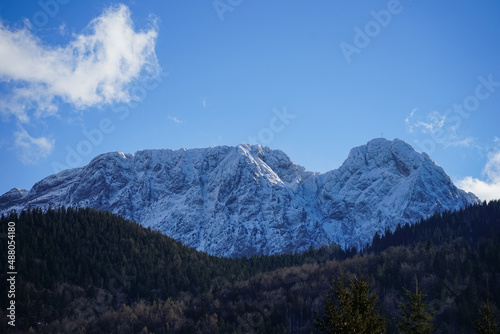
[1,201,499,333]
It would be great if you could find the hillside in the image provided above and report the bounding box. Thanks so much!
[1,201,499,333]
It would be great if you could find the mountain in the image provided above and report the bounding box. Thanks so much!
[0,138,478,257]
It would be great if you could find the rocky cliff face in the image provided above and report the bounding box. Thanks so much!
[0,138,478,257]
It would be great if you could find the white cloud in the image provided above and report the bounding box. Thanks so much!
[444,136,476,148]
[484,151,500,182]
[457,150,500,202]
[14,127,55,165]
[404,108,417,126]
[405,108,418,126]
[168,116,182,124]
[405,109,477,149]
[410,111,445,134]
[0,4,159,121]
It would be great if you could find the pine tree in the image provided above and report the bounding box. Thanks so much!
[475,280,500,334]
[314,271,386,333]
[396,279,439,334]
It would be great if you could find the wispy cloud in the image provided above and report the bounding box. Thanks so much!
[14,127,54,165]
[444,136,476,148]
[457,148,500,202]
[168,116,183,124]
[0,4,159,122]
[405,109,477,148]
[406,110,445,134]
[404,108,417,125]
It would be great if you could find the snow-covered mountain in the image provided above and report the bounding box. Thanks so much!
[0,138,478,257]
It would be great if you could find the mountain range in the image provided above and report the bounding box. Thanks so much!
[0,138,479,257]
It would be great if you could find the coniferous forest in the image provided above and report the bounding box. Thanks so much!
[1,201,500,333]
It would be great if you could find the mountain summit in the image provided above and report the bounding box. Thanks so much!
[0,138,478,257]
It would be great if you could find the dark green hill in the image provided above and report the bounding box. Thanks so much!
[1,201,499,333]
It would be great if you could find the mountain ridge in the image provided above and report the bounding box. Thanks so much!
[0,138,479,256]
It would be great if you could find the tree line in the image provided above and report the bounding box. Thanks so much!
[0,200,499,333]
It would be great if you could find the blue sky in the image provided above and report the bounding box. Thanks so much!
[0,0,499,201]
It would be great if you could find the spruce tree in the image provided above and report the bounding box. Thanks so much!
[314,271,386,334]
[396,279,439,334]
[475,300,500,334]
[474,280,500,334]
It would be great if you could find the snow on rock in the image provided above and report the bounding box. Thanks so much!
[0,138,479,257]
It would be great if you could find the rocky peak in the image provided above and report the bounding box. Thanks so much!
[0,138,478,256]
